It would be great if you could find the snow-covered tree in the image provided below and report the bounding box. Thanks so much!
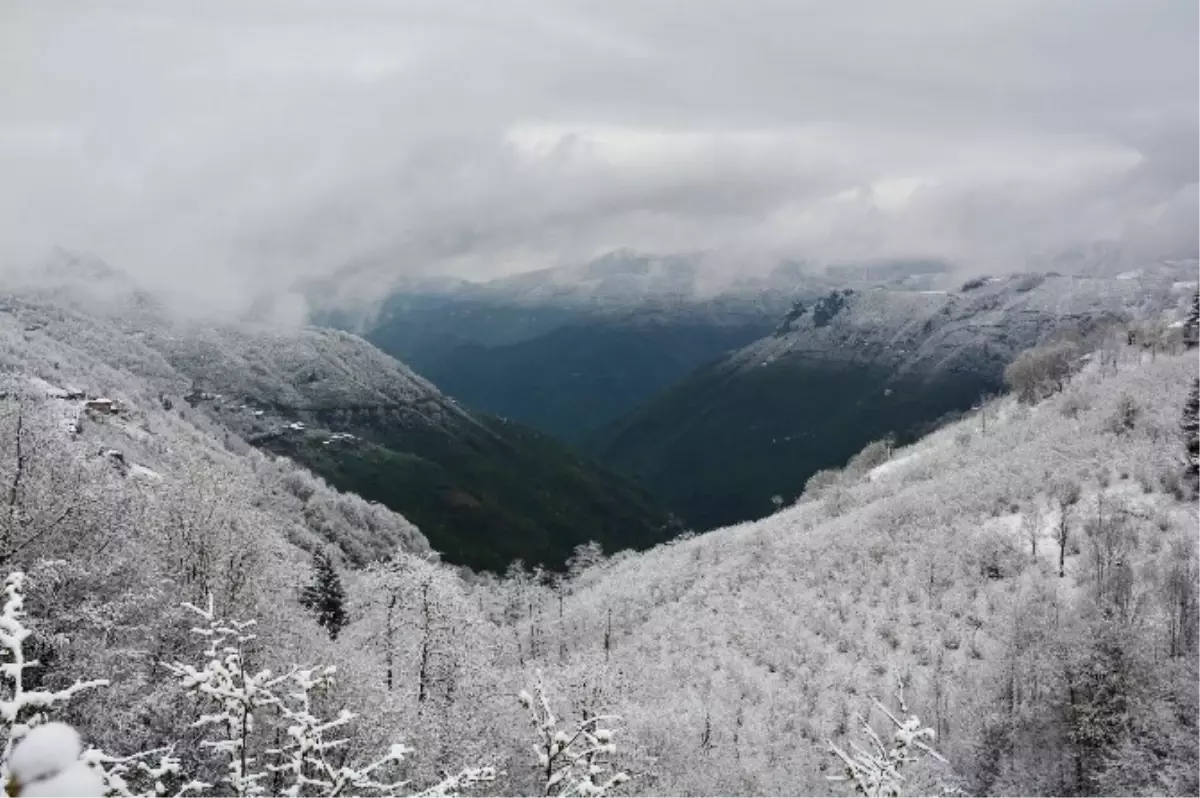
[0,572,107,785]
[826,693,947,798]
[267,667,493,797]
[165,597,288,796]
[519,674,629,797]
[565,543,605,582]
[0,572,197,798]
[300,551,347,641]
[1183,379,1198,492]
[1183,290,1199,351]
[0,391,99,569]
[1004,341,1080,404]
[1050,478,1081,578]
[169,595,494,797]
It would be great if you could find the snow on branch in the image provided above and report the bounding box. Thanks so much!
[519,672,629,797]
[167,596,291,797]
[826,690,947,798]
[0,572,107,782]
[266,666,495,797]
[172,595,495,798]
[82,746,211,797]
[0,572,495,798]
[0,572,191,797]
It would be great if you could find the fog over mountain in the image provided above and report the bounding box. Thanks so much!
[1,5,1199,795]
[2,1,1196,320]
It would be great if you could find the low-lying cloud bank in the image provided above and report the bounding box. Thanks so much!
[1,1,1196,318]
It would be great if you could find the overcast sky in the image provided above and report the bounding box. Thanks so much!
[1,0,1196,315]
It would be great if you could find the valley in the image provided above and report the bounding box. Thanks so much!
[0,268,1195,796]
[3,4,1196,795]
[361,260,1195,533]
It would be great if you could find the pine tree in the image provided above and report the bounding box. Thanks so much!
[1183,379,1199,492]
[1184,290,1199,351]
[300,551,347,641]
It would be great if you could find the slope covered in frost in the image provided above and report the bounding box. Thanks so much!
[0,274,680,571]
[545,349,1199,795]
[593,270,1195,529]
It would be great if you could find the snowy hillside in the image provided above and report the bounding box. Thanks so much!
[0,297,431,566]
[593,269,1195,530]
[0,277,680,572]
[752,271,1194,376]
[0,274,1194,796]
[539,349,1199,795]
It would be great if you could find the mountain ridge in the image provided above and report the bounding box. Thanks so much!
[591,269,1195,529]
[0,275,681,572]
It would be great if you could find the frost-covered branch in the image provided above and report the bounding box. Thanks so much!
[267,665,496,797]
[519,674,629,797]
[0,572,206,797]
[171,598,494,797]
[0,572,107,782]
[166,596,292,797]
[826,693,947,798]
[83,745,211,797]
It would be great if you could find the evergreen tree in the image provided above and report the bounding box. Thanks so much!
[1183,379,1199,492]
[1184,290,1199,350]
[300,551,347,640]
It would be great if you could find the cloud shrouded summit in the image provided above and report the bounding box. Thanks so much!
[1,0,1196,316]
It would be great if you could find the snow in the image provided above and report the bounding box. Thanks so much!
[1116,270,1142,280]
[111,419,151,443]
[866,449,929,481]
[9,722,84,782]
[26,377,68,399]
[129,464,163,482]
[21,761,105,797]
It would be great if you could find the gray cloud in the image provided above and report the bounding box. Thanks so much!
[0,0,1195,316]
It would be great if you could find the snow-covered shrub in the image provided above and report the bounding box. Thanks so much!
[1060,390,1092,419]
[168,596,495,797]
[0,568,498,798]
[519,674,629,796]
[1004,341,1080,404]
[802,468,842,501]
[10,722,104,796]
[973,532,1025,581]
[826,693,947,797]
[1105,394,1139,434]
[846,439,893,480]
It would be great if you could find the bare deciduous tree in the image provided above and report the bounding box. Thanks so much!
[1004,341,1081,404]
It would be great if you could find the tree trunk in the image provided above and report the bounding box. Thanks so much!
[385,591,396,691]
[418,580,431,703]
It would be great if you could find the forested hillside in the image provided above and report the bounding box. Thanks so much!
[3,0,1196,794]
[373,314,774,443]
[0,279,1194,796]
[531,348,1200,795]
[593,272,1193,530]
[0,284,680,572]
